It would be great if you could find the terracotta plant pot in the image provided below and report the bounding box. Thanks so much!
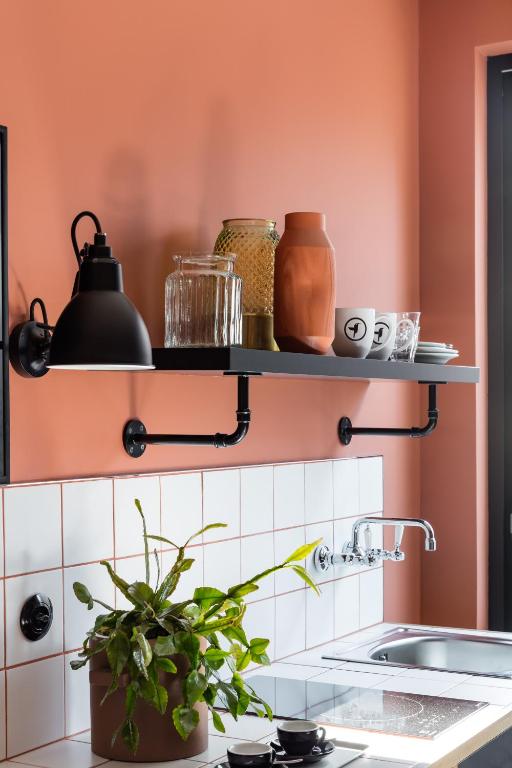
[89,649,208,763]
[274,212,335,354]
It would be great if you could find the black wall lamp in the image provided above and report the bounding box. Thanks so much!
[10,210,154,376]
[10,210,253,454]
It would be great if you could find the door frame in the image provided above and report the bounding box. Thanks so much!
[488,54,512,630]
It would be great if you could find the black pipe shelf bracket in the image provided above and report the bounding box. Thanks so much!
[123,373,252,458]
[338,382,441,446]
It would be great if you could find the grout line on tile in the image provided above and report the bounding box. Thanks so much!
[59,483,66,736]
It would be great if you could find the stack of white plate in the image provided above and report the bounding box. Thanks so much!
[414,341,459,365]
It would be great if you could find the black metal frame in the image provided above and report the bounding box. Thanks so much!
[123,374,251,457]
[338,383,440,445]
[488,54,512,631]
[0,127,9,484]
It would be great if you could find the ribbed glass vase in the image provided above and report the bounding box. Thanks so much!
[165,253,242,348]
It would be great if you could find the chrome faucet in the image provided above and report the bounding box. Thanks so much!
[313,516,437,572]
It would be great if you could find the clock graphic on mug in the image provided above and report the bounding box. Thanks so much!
[344,317,367,341]
[373,320,391,347]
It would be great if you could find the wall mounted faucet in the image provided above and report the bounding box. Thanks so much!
[313,516,436,572]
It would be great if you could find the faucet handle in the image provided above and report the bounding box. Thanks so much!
[394,524,405,552]
[364,524,372,551]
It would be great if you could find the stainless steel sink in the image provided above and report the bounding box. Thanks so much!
[323,627,512,678]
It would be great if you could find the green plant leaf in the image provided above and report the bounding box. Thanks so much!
[203,647,229,670]
[249,638,269,655]
[139,676,157,702]
[154,635,177,657]
[192,586,226,608]
[70,658,88,670]
[222,625,249,647]
[175,631,200,668]
[155,683,169,715]
[155,548,192,604]
[210,707,226,733]
[73,582,93,610]
[134,499,151,586]
[125,682,138,718]
[155,657,178,674]
[172,704,199,741]
[289,564,321,595]
[101,561,140,607]
[284,538,323,564]
[133,647,149,679]
[153,548,161,590]
[236,649,251,671]
[121,718,139,753]
[135,633,152,667]
[185,670,208,705]
[227,582,259,599]
[146,533,180,548]
[185,522,228,546]
[101,673,120,705]
[106,631,131,677]
[127,581,154,607]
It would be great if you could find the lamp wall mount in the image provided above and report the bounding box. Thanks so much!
[123,373,252,457]
[9,298,53,378]
[338,382,440,445]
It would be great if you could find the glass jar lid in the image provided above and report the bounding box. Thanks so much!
[172,252,236,272]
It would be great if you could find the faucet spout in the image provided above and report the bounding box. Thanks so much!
[353,516,437,553]
[312,515,436,573]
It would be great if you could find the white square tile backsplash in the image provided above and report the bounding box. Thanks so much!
[274,463,305,529]
[203,468,240,541]
[241,466,273,535]
[113,475,160,558]
[161,471,203,545]
[63,561,115,651]
[0,455,384,757]
[305,461,333,524]
[4,484,61,576]
[5,569,64,666]
[7,656,65,756]
[62,479,113,566]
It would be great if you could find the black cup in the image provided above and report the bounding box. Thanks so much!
[227,742,276,768]
[276,720,326,756]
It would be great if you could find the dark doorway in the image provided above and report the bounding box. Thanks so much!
[488,54,512,630]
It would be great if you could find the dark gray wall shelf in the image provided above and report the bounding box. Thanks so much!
[151,347,479,385]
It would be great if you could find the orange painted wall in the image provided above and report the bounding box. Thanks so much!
[419,0,512,628]
[0,1,421,620]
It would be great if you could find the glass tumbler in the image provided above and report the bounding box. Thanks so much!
[165,253,242,348]
[391,311,421,362]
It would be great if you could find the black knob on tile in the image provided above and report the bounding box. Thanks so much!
[20,593,53,641]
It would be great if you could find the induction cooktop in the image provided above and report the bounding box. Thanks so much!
[244,674,487,739]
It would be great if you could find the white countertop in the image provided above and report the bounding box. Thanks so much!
[6,623,512,768]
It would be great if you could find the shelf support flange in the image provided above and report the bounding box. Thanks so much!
[338,382,441,446]
[123,374,251,458]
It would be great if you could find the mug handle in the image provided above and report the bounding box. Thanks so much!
[393,318,415,353]
[317,727,326,744]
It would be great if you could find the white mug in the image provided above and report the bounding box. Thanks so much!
[333,308,375,358]
[367,311,397,360]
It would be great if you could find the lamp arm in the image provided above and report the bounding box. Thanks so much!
[70,210,103,266]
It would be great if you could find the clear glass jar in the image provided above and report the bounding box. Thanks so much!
[214,219,280,350]
[165,253,242,348]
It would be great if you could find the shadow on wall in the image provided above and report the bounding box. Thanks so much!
[99,99,238,348]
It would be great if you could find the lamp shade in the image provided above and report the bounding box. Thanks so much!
[48,230,153,370]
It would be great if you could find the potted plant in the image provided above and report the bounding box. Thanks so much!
[72,499,320,763]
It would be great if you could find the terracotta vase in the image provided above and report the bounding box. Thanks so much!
[89,649,208,763]
[273,212,335,354]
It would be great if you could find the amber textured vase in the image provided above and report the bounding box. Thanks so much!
[274,212,335,354]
